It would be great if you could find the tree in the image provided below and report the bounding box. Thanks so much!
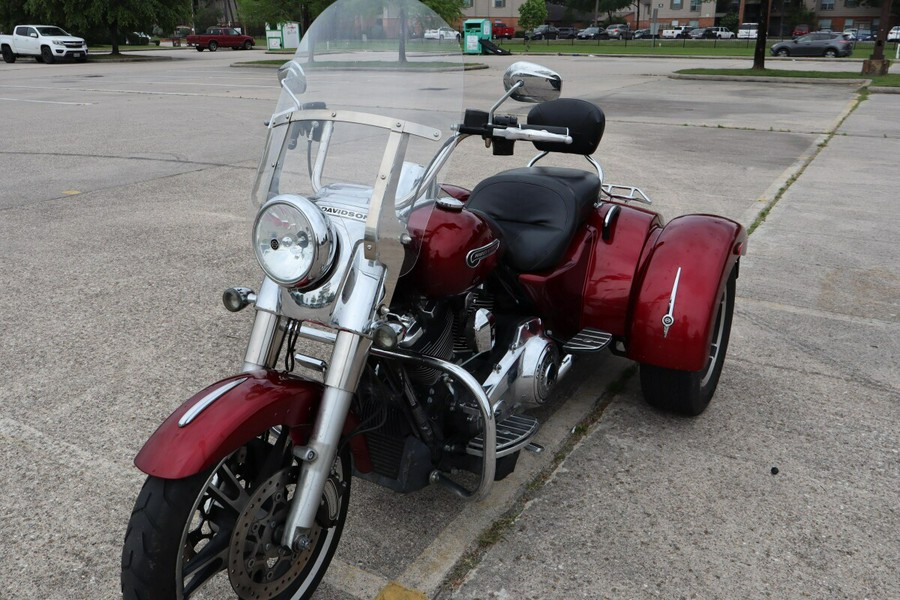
[237,0,334,35]
[519,0,547,46]
[24,0,190,54]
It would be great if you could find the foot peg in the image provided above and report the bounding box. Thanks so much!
[562,328,612,353]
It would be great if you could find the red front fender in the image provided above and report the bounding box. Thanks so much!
[134,370,371,479]
[627,214,747,371]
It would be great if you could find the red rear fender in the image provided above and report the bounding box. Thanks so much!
[134,370,371,479]
[627,215,747,371]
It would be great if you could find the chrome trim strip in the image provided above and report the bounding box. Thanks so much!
[662,266,682,338]
[178,378,248,428]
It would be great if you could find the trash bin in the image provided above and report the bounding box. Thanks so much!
[463,18,491,54]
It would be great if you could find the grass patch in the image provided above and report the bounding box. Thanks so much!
[676,67,900,87]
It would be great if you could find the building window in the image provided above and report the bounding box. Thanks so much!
[820,0,834,10]
[671,0,683,9]
[844,0,859,6]
[462,0,473,6]
[494,0,506,8]
[818,19,832,30]
[690,0,701,11]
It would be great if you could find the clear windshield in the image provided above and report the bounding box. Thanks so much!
[252,0,464,218]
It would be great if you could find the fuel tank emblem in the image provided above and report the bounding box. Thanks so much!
[466,239,500,268]
[662,267,682,338]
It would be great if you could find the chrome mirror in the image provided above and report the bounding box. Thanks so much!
[502,62,562,103]
[277,60,307,109]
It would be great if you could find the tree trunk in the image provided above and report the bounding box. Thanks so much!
[398,6,407,64]
[110,20,120,55]
[752,0,771,70]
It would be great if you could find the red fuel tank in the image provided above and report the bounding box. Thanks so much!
[403,199,500,298]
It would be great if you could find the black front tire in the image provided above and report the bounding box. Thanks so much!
[41,46,54,63]
[122,430,351,600]
[640,266,737,416]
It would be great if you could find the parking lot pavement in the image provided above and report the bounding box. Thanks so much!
[1,55,894,599]
[442,91,900,600]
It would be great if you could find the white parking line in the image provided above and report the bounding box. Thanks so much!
[0,97,94,105]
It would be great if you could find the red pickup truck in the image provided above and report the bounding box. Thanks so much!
[186,27,254,52]
[491,21,515,39]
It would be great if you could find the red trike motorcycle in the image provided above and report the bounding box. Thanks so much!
[121,1,746,597]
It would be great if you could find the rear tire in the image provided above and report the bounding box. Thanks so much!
[121,429,351,600]
[825,48,837,57]
[2,45,15,63]
[196,46,203,51]
[640,266,737,416]
[208,41,218,52]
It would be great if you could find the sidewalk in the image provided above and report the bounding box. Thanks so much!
[440,94,900,599]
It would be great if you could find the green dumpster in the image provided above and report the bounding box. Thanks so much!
[463,18,491,54]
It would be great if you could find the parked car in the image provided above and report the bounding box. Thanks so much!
[557,26,577,39]
[0,24,87,63]
[423,27,459,41]
[632,28,657,39]
[770,32,854,57]
[576,26,609,40]
[842,29,858,41]
[605,23,632,39]
[661,25,693,39]
[185,26,254,51]
[525,25,560,40]
[689,28,713,39]
[491,21,514,39]
[856,29,874,41]
[792,24,809,37]
[888,26,900,42]
[737,23,758,39]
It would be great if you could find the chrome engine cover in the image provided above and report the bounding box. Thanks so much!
[511,335,560,407]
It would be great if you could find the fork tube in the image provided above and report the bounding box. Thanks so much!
[280,329,370,549]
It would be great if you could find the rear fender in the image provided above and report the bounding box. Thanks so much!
[627,215,746,371]
[134,370,371,479]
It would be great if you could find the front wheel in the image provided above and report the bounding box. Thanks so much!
[777,48,789,56]
[41,46,54,63]
[121,429,351,600]
[640,266,736,416]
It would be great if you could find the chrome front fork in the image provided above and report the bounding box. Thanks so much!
[241,265,383,550]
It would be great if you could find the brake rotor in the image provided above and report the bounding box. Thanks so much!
[227,467,321,599]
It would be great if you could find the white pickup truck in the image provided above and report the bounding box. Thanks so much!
[1,25,88,63]
[661,25,693,39]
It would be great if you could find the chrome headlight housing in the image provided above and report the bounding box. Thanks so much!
[253,194,336,288]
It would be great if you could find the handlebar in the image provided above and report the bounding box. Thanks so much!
[492,124,572,145]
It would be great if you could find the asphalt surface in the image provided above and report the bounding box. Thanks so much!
[0,49,897,600]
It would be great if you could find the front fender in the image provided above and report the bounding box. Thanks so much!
[134,370,371,479]
[626,214,746,371]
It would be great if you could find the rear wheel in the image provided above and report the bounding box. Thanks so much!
[121,428,351,600]
[2,45,15,63]
[196,46,203,51]
[640,266,736,416]
[208,41,218,52]
[825,48,837,57]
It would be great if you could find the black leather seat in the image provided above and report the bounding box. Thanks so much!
[465,98,606,274]
[466,167,600,273]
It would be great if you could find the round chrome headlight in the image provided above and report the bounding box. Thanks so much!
[253,194,336,288]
